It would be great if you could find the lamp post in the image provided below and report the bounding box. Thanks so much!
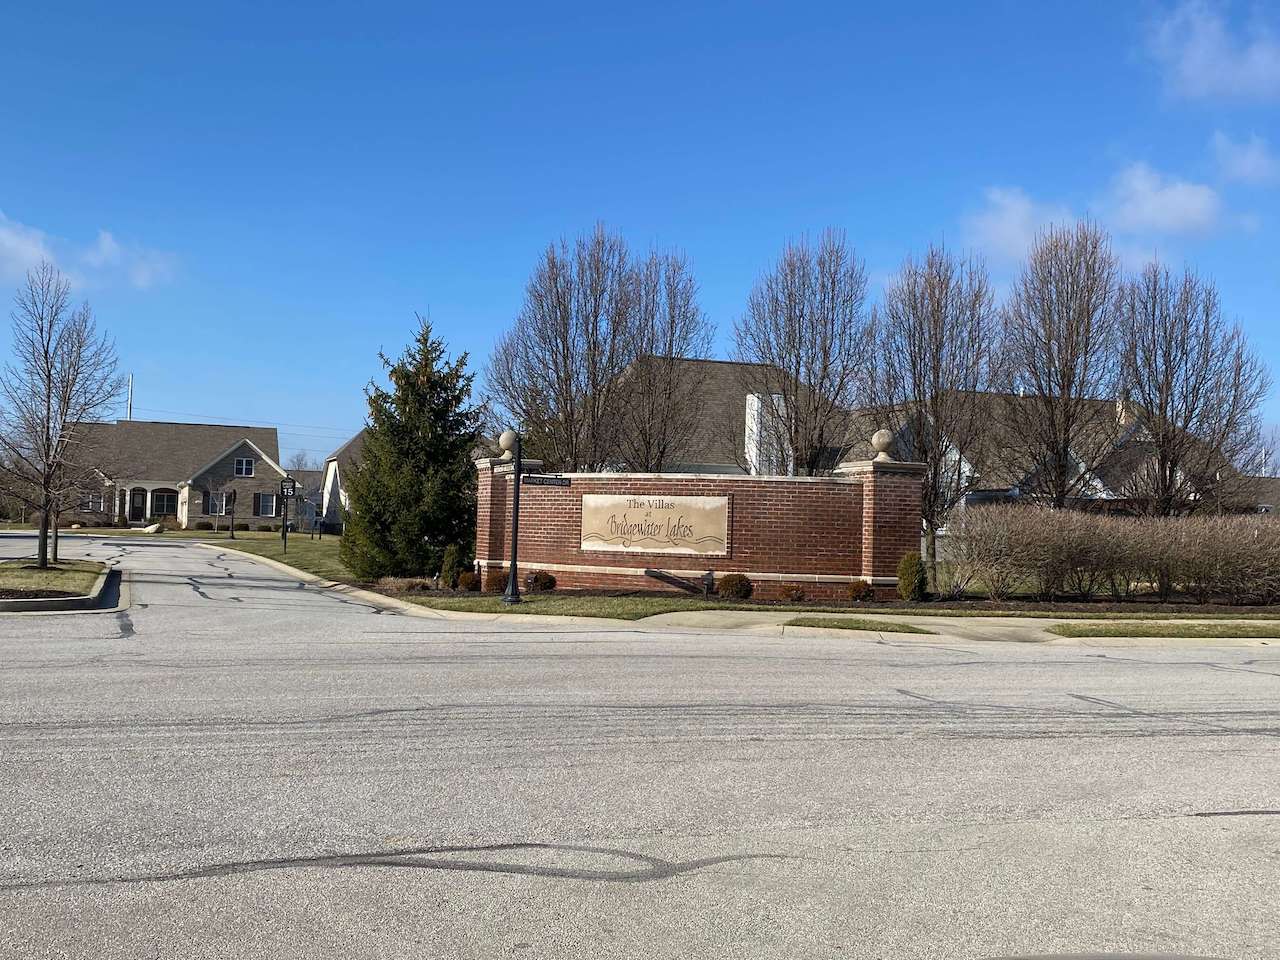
[499,428,522,604]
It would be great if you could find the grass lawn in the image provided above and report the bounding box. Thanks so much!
[0,559,103,597]
[210,535,354,584]
[785,616,935,634]
[1047,621,1280,639]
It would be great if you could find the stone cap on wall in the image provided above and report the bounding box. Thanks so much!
[474,457,547,476]
[833,458,927,478]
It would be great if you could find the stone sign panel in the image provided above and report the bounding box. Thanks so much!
[580,494,729,556]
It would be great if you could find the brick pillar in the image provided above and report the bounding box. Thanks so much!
[835,457,925,596]
[473,456,543,580]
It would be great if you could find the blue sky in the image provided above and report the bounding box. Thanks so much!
[2,1,1278,463]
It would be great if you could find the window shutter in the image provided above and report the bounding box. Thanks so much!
[202,491,211,514]
[252,493,261,517]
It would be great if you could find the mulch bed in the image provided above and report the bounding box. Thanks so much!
[380,584,1280,616]
[0,588,79,600]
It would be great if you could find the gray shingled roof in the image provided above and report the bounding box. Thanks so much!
[325,429,367,473]
[73,420,280,482]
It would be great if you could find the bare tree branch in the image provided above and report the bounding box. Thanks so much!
[733,229,870,476]
[868,243,996,585]
[997,221,1123,507]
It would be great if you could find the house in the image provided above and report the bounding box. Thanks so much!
[320,429,366,531]
[288,468,324,529]
[67,420,291,529]
[601,358,1276,514]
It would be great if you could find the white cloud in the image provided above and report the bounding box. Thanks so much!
[125,249,177,290]
[0,211,56,284]
[1149,1,1280,100]
[1211,130,1279,183]
[84,229,123,268]
[0,212,175,291]
[1109,162,1220,234]
[962,187,1074,262]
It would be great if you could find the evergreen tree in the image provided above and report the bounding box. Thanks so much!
[340,316,481,580]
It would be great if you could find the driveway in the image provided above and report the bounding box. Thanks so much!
[0,535,1275,958]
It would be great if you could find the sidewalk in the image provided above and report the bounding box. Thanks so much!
[194,543,1277,646]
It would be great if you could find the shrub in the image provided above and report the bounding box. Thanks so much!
[457,570,480,592]
[717,573,753,600]
[945,505,1280,605]
[897,551,926,601]
[784,586,806,603]
[256,523,277,532]
[233,522,250,531]
[440,543,462,589]
[525,570,556,593]
[848,580,874,602]
[194,521,214,531]
[376,576,434,594]
[484,567,508,593]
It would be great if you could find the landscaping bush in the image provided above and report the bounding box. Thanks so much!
[457,570,480,592]
[483,567,508,593]
[233,523,250,531]
[945,505,1280,605]
[525,570,556,593]
[194,521,214,531]
[256,523,277,532]
[716,573,753,600]
[848,580,874,602]
[897,551,926,601]
[784,586,806,603]
[440,543,462,590]
[377,576,434,594]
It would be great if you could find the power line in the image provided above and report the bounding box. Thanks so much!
[131,405,361,435]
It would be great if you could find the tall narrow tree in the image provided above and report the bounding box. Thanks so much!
[487,224,633,471]
[1117,261,1270,514]
[614,250,714,471]
[0,262,122,567]
[340,316,481,580]
[870,245,996,589]
[733,229,870,475]
[998,221,1123,507]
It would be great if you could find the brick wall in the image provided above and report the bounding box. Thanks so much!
[475,458,924,600]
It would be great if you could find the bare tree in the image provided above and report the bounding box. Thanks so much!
[0,263,123,567]
[487,224,634,471]
[869,244,996,588]
[286,450,319,473]
[998,221,1123,507]
[1117,261,1271,514]
[733,229,870,475]
[613,250,714,471]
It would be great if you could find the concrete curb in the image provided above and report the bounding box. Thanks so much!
[192,542,447,618]
[0,563,112,613]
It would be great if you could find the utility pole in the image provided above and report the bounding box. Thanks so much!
[126,374,133,420]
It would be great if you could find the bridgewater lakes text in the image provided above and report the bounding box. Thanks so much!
[608,499,695,544]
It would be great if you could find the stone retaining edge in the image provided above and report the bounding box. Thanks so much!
[0,564,111,613]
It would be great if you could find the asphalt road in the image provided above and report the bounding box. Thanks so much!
[0,535,1276,959]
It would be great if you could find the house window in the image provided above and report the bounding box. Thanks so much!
[257,493,276,517]
[206,492,226,515]
[152,491,178,516]
[234,457,255,477]
[83,493,104,513]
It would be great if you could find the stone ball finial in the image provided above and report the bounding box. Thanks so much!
[498,428,517,459]
[871,428,894,462]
